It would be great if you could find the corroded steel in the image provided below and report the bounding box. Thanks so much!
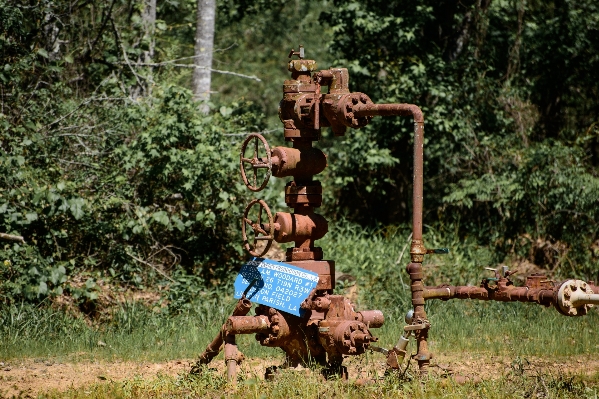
[227,47,399,378]
[208,46,599,381]
[197,298,252,366]
[240,133,271,192]
[241,199,274,257]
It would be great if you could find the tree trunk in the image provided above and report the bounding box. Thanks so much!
[141,0,156,96]
[142,0,156,63]
[193,0,216,113]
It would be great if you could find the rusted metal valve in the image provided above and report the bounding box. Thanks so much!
[241,199,274,257]
[200,46,598,382]
[240,133,272,192]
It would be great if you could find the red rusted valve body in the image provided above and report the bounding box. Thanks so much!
[288,260,335,290]
[273,211,328,244]
[322,92,374,132]
[284,182,323,207]
[226,293,383,368]
[271,146,327,179]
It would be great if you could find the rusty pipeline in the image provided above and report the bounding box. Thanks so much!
[230,46,599,381]
[351,102,425,262]
[423,277,599,317]
[225,315,270,334]
[197,298,252,365]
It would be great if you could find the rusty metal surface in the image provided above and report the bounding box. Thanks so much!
[229,46,599,380]
[241,199,274,257]
[240,133,272,192]
[272,212,328,244]
[225,315,270,334]
[422,276,599,318]
[197,298,251,365]
[271,146,327,179]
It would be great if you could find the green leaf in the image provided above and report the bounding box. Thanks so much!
[68,198,85,220]
[38,281,48,295]
[152,211,170,225]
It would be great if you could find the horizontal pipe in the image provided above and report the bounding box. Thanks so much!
[352,103,424,123]
[423,285,555,306]
[225,315,270,334]
[570,291,599,307]
[357,310,385,328]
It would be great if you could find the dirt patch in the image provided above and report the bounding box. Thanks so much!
[2,353,598,397]
[0,358,192,398]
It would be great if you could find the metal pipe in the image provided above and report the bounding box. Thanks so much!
[570,291,599,307]
[423,285,556,306]
[224,333,238,383]
[353,103,424,123]
[198,298,252,365]
[353,102,425,262]
[357,310,385,328]
[406,262,430,374]
[225,315,270,334]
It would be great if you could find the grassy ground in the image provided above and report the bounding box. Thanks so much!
[1,224,598,397]
[1,300,597,363]
[37,372,599,399]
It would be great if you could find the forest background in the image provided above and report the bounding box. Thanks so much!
[1,0,598,315]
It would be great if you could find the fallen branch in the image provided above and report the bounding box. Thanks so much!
[114,62,261,82]
[125,251,175,282]
[0,233,25,244]
[223,128,278,137]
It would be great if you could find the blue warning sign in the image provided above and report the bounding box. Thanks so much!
[234,257,319,316]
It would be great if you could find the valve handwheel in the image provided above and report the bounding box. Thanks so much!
[240,133,272,192]
[242,199,274,257]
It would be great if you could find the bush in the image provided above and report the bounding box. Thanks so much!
[0,84,261,304]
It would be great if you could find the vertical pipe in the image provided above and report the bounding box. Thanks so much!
[198,298,252,365]
[409,119,427,263]
[407,262,431,374]
[224,334,238,384]
[352,101,430,373]
[352,102,426,261]
[412,121,424,243]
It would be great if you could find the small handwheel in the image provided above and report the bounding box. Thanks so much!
[240,133,272,192]
[242,199,274,257]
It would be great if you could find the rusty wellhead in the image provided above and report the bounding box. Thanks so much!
[196,46,598,380]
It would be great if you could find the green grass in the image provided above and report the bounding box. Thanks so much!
[39,367,599,399]
[1,291,597,365]
[1,223,599,397]
[0,299,281,363]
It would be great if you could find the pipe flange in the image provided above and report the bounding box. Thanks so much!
[556,279,594,317]
[339,93,373,129]
[332,321,373,355]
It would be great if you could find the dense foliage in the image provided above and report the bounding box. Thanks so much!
[320,0,599,274]
[1,0,598,308]
[0,0,266,305]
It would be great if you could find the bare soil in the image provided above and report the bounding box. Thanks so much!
[2,353,598,397]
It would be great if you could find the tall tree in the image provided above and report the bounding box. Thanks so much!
[142,0,157,63]
[193,0,216,113]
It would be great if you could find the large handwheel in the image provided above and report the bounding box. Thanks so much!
[240,133,272,192]
[242,199,274,257]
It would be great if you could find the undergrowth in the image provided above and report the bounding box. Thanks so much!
[40,367,599,399]
[1,223,598,399]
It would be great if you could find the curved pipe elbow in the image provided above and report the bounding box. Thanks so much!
[353,103,424,123]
